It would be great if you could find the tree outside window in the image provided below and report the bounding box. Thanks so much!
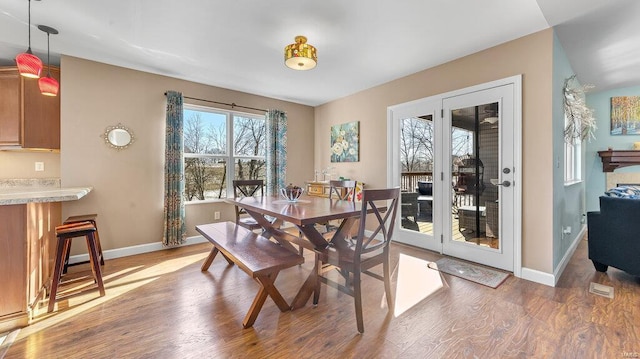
[183,106,265,201]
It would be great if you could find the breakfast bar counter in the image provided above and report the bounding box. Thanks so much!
[0,186,92,205]
[0,181,93,332]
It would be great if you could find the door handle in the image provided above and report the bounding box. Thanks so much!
[496,180,511,187]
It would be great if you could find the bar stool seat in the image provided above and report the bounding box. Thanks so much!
[49,221,105,312]
[63,214,104,273]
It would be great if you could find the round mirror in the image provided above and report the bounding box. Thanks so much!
[108,129,131,146]
[103,123,135,150]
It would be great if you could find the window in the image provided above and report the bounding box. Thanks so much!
[564,115,581,184]
[183,105,266,201]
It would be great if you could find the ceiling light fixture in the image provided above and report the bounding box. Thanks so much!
[15,0,43,78]
[284,36,317,70]
[37,25,59,96]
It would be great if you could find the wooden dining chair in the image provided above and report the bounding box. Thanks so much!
[324,180,357,233]
[316,187,400,333]
[232,179,264,231]
[328,180,357,201]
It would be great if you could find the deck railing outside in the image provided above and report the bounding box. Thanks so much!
[401,172,433,192]
[401,171,474,208]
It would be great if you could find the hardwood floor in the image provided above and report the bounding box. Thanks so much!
[1,236,639,358]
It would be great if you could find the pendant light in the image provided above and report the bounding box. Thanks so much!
[284,36,317,70]
[37,25,59,96]
[15,0,43,78]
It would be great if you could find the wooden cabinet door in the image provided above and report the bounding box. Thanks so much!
[0,68,22,146]
[0,205,27,317]
[26,202,61,308]
[23,67,61,149]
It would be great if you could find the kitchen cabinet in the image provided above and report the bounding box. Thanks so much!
[0,202,60,332]
[0,66,61,150]
[0,185,92,332]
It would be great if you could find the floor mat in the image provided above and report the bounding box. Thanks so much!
[433,257,509,288]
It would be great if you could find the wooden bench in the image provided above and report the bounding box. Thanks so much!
[196,222,304,328]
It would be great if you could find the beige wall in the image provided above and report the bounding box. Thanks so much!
[314,29,554,273]
[0,152,60,179]
[60,56,314,252]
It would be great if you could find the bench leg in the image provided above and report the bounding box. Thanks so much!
[201,247,219,271]
[243,271,287,328]
[201,247,235,271]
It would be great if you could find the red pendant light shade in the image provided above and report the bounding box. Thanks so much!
[38,25,59,97]
[38,75,58,96]
[15,52,43,78]
[16,0,43,78]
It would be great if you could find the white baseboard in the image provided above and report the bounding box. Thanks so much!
[69,227,371,265]
[552,225,586,285]
[520,267,556,287]
[68,235,209,265]
[520,225,586,287]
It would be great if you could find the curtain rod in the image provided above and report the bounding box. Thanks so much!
[164,93,267,113]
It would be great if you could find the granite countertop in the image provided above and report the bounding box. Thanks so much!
[0,187,93,205]
[0,178,92,205]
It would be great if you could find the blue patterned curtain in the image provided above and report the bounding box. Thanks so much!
[265,109,287,195]
[163,91,186,246]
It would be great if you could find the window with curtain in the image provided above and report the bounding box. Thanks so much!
[183,104,266,201]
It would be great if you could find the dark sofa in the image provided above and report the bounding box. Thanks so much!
[587,196,640,276]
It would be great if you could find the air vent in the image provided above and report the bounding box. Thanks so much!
[589,282,614,299]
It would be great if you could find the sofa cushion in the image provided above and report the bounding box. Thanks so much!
[604,185,640,199]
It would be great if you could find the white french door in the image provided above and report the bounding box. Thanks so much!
[388,76,521,273]
[387,97,442,252]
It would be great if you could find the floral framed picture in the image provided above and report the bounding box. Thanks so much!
[611,96,640,135]
[330,121,359,162]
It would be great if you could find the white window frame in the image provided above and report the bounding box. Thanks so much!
[183,104,266,202]
[564,115,582,185]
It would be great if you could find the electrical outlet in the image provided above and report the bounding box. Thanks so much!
[35,162,45,171]
[214,211,220,220]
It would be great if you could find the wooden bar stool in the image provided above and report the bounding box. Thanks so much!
[62,214,104,273]
[49,221,106,313]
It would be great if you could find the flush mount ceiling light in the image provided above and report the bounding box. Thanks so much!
[15,0,43,78]
[37,25,59,96]
[284,36,317,70]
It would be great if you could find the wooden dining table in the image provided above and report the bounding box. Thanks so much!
[225,194,377,309]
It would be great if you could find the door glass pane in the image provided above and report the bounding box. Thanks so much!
[450,103,500,249]
[400,115,434,235]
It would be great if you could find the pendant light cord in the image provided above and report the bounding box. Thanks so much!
[46,31,51,76]
[27,0,32,52]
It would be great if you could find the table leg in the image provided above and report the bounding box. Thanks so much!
[291,255,321,309]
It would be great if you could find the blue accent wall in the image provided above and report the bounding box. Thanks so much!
[585,85,640,212]
[552,32,586,270]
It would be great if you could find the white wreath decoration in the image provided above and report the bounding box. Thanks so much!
[563,75,596,143]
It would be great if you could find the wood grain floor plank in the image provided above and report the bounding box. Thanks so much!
[2,238,639,358]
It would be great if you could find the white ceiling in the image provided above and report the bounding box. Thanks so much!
[0,0,638,106]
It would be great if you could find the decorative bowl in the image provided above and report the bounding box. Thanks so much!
[280,186,304,202]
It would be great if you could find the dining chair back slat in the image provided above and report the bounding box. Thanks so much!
[232,179,264,231]
[329,180,357,201]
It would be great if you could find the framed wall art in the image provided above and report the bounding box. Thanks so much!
[611,96,640,135]
[330,121,359,162]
